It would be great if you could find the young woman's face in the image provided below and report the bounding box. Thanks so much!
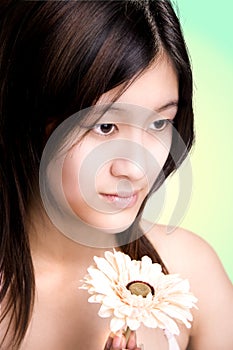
[62,56,178,233]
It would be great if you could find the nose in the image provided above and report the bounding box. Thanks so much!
[110,157,145,181]
[109,134,151,182]
[108,135,160,187]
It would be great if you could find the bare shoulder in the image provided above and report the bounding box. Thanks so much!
[143,220,231,281]
[142,221,233,349]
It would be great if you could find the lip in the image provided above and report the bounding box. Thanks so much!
[99,192,138,209]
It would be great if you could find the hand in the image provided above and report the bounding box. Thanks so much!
[104,330,141,350]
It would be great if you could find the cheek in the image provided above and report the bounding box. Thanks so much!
[155,139,171,168]
[146,129,172,171]
[62,148,82,208]
[61,140,101,214]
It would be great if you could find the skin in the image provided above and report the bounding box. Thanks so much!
[30,56,179,350]
[61,55,177,234]
[104,331,141,350]
[2,56,233,349]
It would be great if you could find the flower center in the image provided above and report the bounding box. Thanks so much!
[126,281,154,297]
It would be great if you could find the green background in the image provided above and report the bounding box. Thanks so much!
[144,0,233,281]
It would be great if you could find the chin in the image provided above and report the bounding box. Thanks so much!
[98,223,132,234]
[84,214,136,235]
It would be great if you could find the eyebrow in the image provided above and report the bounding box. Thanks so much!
[98,101,179,117]
[108,101,179,113]
[155,101,179,113]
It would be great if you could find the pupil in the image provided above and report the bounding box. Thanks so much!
[154,120,165,129]
[101,124,113,133]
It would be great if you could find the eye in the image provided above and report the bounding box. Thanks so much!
[149,119,172,131]
[93,123,117,136]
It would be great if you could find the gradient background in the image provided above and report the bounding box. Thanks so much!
[144,0,233,281]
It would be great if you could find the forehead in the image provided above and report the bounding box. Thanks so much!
[98,55,179,111]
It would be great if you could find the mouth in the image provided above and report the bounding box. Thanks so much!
[99,192,139,209]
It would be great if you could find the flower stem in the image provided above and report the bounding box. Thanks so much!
[124,326,131,344]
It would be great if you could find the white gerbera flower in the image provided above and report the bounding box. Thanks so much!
[80,250,198,336]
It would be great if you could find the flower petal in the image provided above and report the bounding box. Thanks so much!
[126,318,141,331]
[110,317,125,333]
[94,256,118,281]
[152,310,180,335]
[81,250,198,337]
[98,304,113,318]
[143,315,158,328]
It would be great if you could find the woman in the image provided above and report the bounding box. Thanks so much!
[0,1,232,349]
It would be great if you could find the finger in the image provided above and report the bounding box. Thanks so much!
[111,332,128,349]
[126,330,137,349]
[103,334,113,350]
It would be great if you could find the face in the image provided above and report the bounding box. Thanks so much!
[61,56,178,233]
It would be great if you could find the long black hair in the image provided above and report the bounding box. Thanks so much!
[0,0,194,347]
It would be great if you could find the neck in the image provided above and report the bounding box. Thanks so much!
[28,207,113,269]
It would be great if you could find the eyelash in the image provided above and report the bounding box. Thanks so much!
[149,119,173,131]
[92,119,173,136]
[93,123,118,136]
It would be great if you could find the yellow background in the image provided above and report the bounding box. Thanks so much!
[144,0,233,281]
